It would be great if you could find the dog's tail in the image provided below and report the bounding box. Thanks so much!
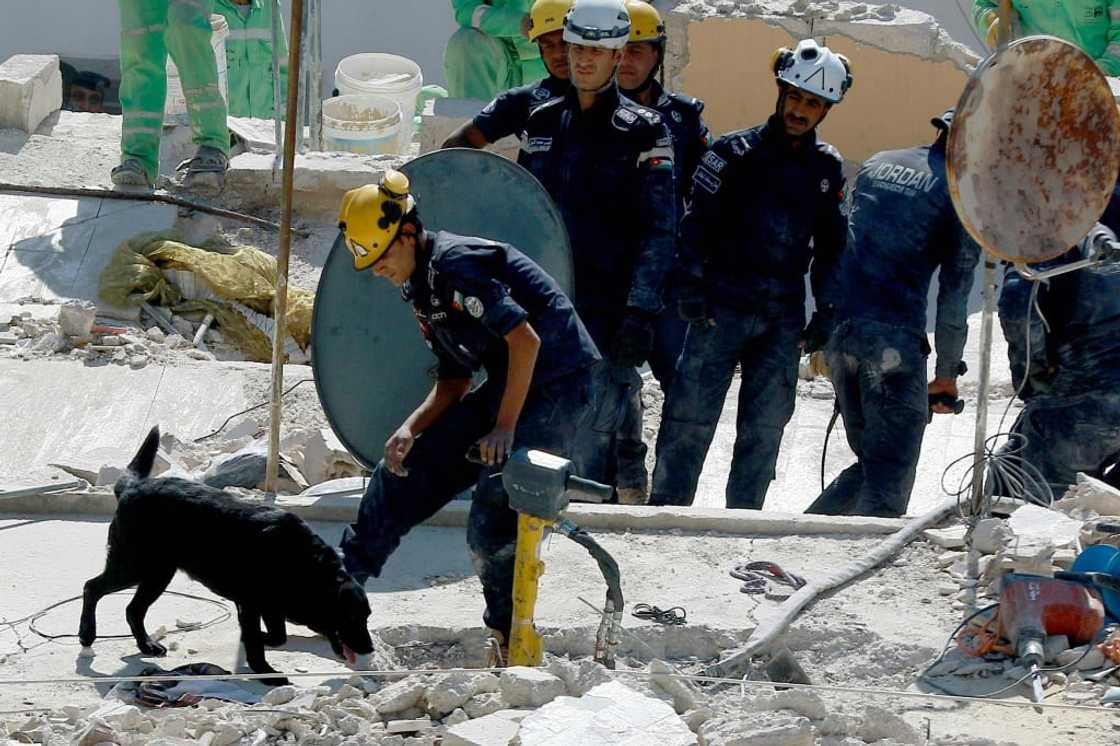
[124,425,161,483]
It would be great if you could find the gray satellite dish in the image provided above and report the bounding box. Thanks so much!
[311,149,573,470]
[947,36,1120,263]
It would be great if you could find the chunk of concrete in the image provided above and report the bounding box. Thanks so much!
[699,712,813,746]
[971,517,1014,555]
[1056,473,1120,517]
[463,692,505,719]
[499,666,567,708]
[855,706,919,745]
[1007,505,1083,550]
[444,709,528,746]
[0,54,62,133]
[386,716,432,734]
[374,678,428,716]
[746,690,828,721]
[650,659,699,713]
[545,656,612,696]
[426,672,475,718]
[58,300,97,338]
[518,681,697,746]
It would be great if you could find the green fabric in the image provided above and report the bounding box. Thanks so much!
[117,0,229,182]
[444,26,545,99]
[213,0,288,119]
[446,0,542,98]
[973,0,1120,75]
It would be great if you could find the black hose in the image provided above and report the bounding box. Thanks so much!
[560,524,624,615]
[821,403,840,492]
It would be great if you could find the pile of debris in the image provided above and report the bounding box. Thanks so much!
[51,425,364,496]
[921,475,1120,707]
[0,653,1001,746]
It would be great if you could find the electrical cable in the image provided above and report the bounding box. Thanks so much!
[194,377,313,442]
[630,603,687,625]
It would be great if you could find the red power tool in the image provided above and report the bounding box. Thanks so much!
[978,574,1106,705]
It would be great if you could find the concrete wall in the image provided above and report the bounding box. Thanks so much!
[665,3,981,166]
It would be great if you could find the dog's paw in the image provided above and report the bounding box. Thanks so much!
[139,640,168,657]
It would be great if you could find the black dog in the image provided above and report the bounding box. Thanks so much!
[79,426,373,684]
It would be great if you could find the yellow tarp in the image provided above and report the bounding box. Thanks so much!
[99,230,313,362]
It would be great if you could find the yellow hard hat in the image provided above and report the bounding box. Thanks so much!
[338,170,416,270]
[625,0,665,44]
[529,0,574,41]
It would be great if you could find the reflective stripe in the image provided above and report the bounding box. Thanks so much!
[185,84,223,97]
[190,100,227,112]
[123,126,162,137]
[123,23,166,38]
[1112,8,1120,21]
[1108,42,1120,58]
[226,28,275,42]
[125,110,165,120]
[172,0,211,13]
[637,145,675,165]
[472,5,488,28]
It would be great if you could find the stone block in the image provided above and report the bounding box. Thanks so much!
[58,300,96,338]
[0,55,62,133]
[699,712,812,746]
[650,659,699,713]
[444,709,528,746]
[426,672,475,718]
[386,717,432,734]
[374,678,428,716]
[854,706,919,745]
[499,666,567,708]
[518,681,696,746]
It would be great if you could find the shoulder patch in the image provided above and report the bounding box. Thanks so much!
[530,86,551,101]
[481,99,497,115]
[728,135,750,158]
[693,166,722,195]
[520,134,553,154]
[464,296,485,319]
[818,141,843,163]
[702,150,728,173]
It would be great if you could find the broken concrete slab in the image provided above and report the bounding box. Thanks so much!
[498,667,567,708]
[1056,473,1120,517]
[1007,505,1083,550]
[517,681,697,745]
[699,711,813,746]
[444,708,528,746]
[0,55,62,133]
[57,299,96,338]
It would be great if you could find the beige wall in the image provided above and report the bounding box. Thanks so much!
[676,18,971,165]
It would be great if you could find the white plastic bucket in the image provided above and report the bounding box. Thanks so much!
[166,14,229,124]
[334,53,422,150]
[322,94,402,156]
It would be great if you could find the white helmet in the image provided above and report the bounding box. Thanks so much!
[563,0,631,50]
[772,39,852,104]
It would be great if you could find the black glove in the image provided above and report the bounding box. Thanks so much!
[800,307,835,354]
[610,310,656,368]
[677,278,713,328]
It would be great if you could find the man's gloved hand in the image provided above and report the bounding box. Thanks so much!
[610,309,656,368]
[677,278,715,328]
[800,307,835,354]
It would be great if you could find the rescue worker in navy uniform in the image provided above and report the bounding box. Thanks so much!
[805,110,981,518]
[612,0,712,504]
[994,221,1120,496]
[336,171,599,656]
[517,0,677,488]
[649,39,850,510]
[442,0,573,149]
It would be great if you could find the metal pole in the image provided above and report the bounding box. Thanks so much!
[265,0,305,496]
[271,0,283,172]
[968,259,997,518]
[297,0,310,153]
[309,0,323,150]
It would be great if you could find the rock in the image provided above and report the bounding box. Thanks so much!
[938,583,957,596]
[650,659,699,713]
[73,720,118,746]
[1056,645,1107,671]
[923,526,967,549]
[855,706,919,744]
[1055,473,1120,517]
[444,709,528,746]
[0,54,62,132]
[146,326,167,343]
[386,717,432,734]
[545,656,611,696]
[187,348,215,361]
[263,685,297,705]
[426,672,475,717]
[129,354,149,369]
[683,707,714,732]
[519,681,696,745]
[972,518,1013,555]
[746,690,828,721]
[58,300,97,338]
[470,673,501,695]
[445,708,469,726]
[300,427,364,484]
[165,333,189,349]
[89,702,147,732]
[699,712,812,746]
[1044,635,1071,663]
[498,667,567,708]
[463,692,505,719]
[31,332,67,354]
[374,678,428,716]
[172,317,195,338]
[1007,505,1082,550]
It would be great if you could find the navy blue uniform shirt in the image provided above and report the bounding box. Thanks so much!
[472,75,568,144]
[404,231,600,388]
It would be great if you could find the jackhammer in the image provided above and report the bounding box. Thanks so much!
[468,447,624,669]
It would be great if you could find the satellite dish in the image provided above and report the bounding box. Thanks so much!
[947,36,1120,263]
[311,149,573,470]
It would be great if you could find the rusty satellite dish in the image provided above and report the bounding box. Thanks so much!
[947,36,1120,264]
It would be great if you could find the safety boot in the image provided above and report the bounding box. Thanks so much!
[110,158,153,189]
[177,146,228,197]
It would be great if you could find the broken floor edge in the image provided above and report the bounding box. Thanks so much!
[2,490,907,535]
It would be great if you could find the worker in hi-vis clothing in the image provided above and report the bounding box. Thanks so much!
[112,0,230,194]
[442,0,573,149]
[445,0,548,100]
[213,0,288,119]
[336,171,599,663]
[974,1,1120,75]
